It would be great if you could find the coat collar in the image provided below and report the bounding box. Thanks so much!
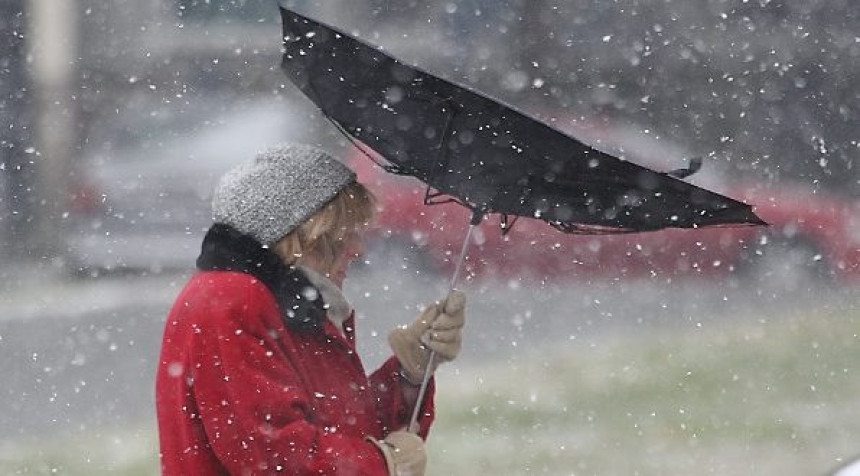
[296,265,353,335]
[196,223,326,331]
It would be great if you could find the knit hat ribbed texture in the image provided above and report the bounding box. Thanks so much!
[212,143,356,246]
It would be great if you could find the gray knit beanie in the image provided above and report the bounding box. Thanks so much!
[212,143,356,246]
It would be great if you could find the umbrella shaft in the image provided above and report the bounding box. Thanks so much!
[450,223,476,290]
[409,221,476,432]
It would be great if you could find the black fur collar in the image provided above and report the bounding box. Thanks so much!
[196,224,325,331]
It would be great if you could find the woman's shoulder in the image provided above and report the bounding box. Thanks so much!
[186,269,270,293]
[171,270,278,319]
[163,271,288,350]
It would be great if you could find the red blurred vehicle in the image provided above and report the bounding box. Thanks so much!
[350,122,860,286]
[67,99,858,286]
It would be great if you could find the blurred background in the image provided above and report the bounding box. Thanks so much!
[1,0,858,474]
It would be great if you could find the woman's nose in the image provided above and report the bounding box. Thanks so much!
[346,239,364,259]
[351,241,365,259]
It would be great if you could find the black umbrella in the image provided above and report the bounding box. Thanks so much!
[278,6,766,431]
[279,8,765,234]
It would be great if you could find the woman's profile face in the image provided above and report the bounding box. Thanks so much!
[328,230,365,288]
[301,229,366,288]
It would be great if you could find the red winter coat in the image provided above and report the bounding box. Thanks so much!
[156,253,434,474]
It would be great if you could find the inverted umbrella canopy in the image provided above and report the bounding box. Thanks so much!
[279,7,766,234]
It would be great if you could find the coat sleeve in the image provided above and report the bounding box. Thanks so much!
[369,357,435,439]
[188,288,388,475]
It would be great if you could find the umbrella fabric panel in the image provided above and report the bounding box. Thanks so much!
[280,8,765,234]
[282,27,448,179]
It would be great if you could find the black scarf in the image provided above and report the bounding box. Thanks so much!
[196,223,326,331]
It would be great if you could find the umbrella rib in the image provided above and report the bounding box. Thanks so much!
[422,187,464,207]
[500,214,519,236]
[299,72,409,174]
[322,107,406,174]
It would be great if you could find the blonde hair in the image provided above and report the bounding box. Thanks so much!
[273,181,376,271]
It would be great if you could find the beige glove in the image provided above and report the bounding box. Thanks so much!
[389,290,466,384]
[367,430,427,476]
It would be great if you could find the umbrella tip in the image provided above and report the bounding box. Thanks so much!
[741,211,768,227]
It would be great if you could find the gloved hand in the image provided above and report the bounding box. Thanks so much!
[389,290,466,385]
[367,430,427,476]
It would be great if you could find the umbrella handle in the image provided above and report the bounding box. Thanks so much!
[408,210,482,433]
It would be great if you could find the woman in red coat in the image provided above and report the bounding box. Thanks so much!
[155,144,466,475]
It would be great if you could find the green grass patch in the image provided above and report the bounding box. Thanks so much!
[3,306,858,475]
[428,309,860,475]
[0,424,158,475]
